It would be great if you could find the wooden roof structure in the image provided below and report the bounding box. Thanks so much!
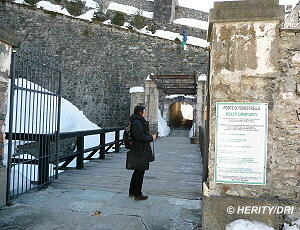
[150,74,197,95]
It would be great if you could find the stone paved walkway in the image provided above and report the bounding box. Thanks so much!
[0,136,203,230]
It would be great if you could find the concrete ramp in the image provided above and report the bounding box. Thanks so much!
[0,136,203,230]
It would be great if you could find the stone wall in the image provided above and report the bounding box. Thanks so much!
[0,40,11,207]
[283,4,300,29]
[0,26,18,206]
[203,1,299,229]
[277,29,300,195]
[207,19,285,200]
[207,20,300,203]
[0,3,208,127]
[175,6,209,22]
[153,0,176,23]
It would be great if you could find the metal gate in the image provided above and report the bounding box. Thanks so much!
[6,49,62,202]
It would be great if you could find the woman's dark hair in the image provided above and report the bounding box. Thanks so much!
[134,105,145,115]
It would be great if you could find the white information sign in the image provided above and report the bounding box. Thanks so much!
[215,102,268,185]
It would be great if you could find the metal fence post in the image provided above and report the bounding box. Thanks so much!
[115,130,120,153]
[6,49,16,204]
[38,135,50,185]
[99,133,106,159]
[76,136,84,169]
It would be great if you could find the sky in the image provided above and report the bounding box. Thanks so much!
[177,0,299,12]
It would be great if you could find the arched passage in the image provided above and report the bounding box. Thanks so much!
[169,102,193,129]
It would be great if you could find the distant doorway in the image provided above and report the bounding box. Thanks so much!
[169,102,193,129]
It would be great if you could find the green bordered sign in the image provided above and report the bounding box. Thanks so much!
[215,102,268,185]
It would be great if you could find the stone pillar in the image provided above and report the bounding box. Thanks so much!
[130,89,145,116]
[153,0,177,23]
[144,80,159,134]
[0,27,19,207]
[195,74,207,140]
[203,1,287,229]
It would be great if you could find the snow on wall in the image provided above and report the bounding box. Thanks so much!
[165,94,196,99]
[36,1,71,16]
[107,2,153,18]
[129,87,145,93]
[75,9,97,21]
[173,18,208,30]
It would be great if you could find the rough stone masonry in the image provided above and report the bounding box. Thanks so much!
[0,27,19,207]
[0,3,208,127]
[203,0,300,229]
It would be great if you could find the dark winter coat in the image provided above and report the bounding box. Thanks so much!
[126,113,154,170]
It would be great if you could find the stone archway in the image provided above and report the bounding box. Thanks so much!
[169,101,194,129]
[129,74,207,140]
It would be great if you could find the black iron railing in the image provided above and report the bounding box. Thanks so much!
[5,126,125,200]
[58,127,125,169]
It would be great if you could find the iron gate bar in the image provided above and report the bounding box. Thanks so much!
[14,86,60,96]
[6,49,16,203]
[6,49,62,203]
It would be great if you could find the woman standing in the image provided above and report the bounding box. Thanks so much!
[126,105,156,200]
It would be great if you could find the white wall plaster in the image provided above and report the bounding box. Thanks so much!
[0,43,11,73]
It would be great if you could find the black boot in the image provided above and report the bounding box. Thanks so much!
[134,194,148,200]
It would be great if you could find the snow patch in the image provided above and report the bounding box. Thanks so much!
[198,74,207,81]
[107,2,153,19]
[13,0,29,5]
[84,0,99,9]
[292,52,300,64]
[103,19,112,25]
[76,9,97,21]
[189,122,196,137]
[157,109,170,137]
[225,219,275,230]
[173,18,208,31]
[284,219,300,230]
[283,223,299,230]
[137,28,209,48]
[165,94,195,99]
[129,87,145,93]
[36,1,71,16]
[181,103,193,120]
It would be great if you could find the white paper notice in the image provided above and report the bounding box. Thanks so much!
[215,102,268,185]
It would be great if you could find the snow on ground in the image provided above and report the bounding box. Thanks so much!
[173,18,209,30]
[157,109,170,137]
[189,122,196,137]
[226,219,275,230]
[36,1,71,16]
[129,87,145,93]
[76,9,97,21]
[107,2,153,19]
[283,219,300,230]
[165,94,196,99]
